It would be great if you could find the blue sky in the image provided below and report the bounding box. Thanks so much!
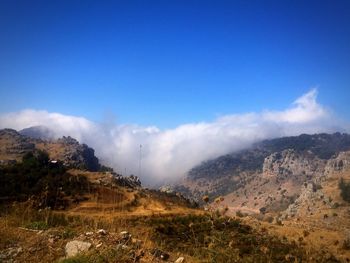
[0,0,350,128]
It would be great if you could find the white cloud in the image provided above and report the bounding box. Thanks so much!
[262,88,326,123]
[0,89,347,186]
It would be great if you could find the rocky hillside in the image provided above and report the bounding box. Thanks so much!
[0,128,100,171]
[1,129,349,262]
[175,133,350,206]
[173,133,350,261]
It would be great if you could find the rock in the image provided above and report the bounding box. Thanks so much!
[325,151,350,175]
[114,174,141,188]
[96,243,103,248]
[0,246,23,261]
[65,240,92,258]
[97,229,107,235]
[85,231,94,236]
[175,256,185,263]
[58,137,100,171]
[116,244,129,250]
[159,185,174,194]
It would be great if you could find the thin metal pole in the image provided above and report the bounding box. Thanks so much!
[139,144,142,178]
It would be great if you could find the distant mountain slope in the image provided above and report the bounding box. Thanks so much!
[0,129,35,163]
[175,133,350,203]
[0,128,100,171]
[19,125,56,140]
[256,132,350,159]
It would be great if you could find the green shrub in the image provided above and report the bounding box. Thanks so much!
[266,216,274,223]
[339,178,350,202]
[0,150,89,209]
[25,221,48,230]
[62,228,76,239]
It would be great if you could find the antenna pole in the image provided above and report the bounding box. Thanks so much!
[139,144,142,178]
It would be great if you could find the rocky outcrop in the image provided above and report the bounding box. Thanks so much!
[176,133,350,215]
[89,172,141,188]
[0,129,101,172]
[0,246,23,262]
[57,136,100,171]
[65,240,92,258]
[283,182,327,218]
[114,174,141,188]
[325,151,350,176]
[262,149,326,182]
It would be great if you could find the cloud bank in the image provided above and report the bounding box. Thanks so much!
[0,89,347,185]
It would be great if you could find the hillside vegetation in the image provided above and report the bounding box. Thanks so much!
[1,130,350,262]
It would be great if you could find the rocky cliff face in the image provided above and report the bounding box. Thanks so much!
[52,136,100,171]
[175,133,350,216]
[281,152,350,221]
[0,129,101,171]
[262,149,326,185]
[325,151,350,175]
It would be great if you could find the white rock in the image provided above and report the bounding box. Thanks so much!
[116,244,129,250]
[85,232,94,236]
[96,243,103,248]
[175,257,185,263]
[97,229,107,235]
[65,241,92,258]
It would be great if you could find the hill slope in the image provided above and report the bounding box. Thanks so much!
[175,133,350,202]
[0,128,100,171]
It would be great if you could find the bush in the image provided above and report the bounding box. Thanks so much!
[0,150,89,208]
[259,207,267,214]
[25,221,48,230]
[339,178,350,202]
[148,214,308,262]
[265,216,273,223]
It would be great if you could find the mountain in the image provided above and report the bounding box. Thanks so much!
[19,125,57,140]
[1,129,350,262]
[175,133,350,212]
[173,132,350,261]
[0,128,100,171]
[0,129,36,164]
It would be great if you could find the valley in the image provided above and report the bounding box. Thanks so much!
[1,129,350,262]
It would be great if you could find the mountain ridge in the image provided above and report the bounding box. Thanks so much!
[175,132,350,204]
[0,128,101,171]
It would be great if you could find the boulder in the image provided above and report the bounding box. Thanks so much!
[65,240,92,258]
[120,231,131,240]
[97,229,107,235]
[175,256,185,263]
